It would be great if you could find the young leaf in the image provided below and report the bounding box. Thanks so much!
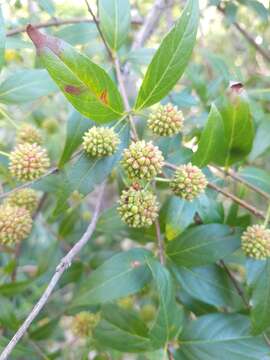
[99,0,131,50]
[58,110,93,167]
[26,25,124,122]
[72,248,153,307]
[147,259,183,348]
[166,224,241,267]
[135,0,199,110]
[192,104,226,167]
[216,93,254,166]
[176,314,270,359]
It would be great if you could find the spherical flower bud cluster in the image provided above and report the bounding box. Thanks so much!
[241,224,270,260]
[0,205,32,245]
[121,141,164,180]
[17,123,43,145]
[148,103,184,136]
[72,312,100,338]
[118,184,159,228]
[170,163,207,201]
[5,188,39,214]
[83,126,120,157]
[9,143,50,182]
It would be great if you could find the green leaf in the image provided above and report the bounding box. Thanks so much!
[171,264,240,308]
[27,26,124,122]
[216,94,254,166]
[165,196,197,240]
[166,224,241,267]
[0,6,5,72]
[94,304,151,352]
[0,69,57,104]
[147,259,183,348]
[37,0,55,15]
[192,104,226,167]
[248,259,270,335]
[55,23,98,46]
[135,0,199,109]
[58,110,93,167]
[72,248,153,307]
[176,313,270,359]
[99,0,131,50]
[53,122,129,217]
[248,120,270,161]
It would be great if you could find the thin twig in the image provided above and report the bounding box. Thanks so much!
[84,0,113,60]
[155,219,165,265]
[217,5,270,63]
[0,184,105,360]
[6,17,142,37]
[211,165,270,201]
[220,260,250,309]
[164,162,265,220]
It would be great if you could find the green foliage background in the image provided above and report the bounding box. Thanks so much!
[0,0,270,359]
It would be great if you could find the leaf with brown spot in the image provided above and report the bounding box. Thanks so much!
[26,25,124,123]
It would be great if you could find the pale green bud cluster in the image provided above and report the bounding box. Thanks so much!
[170,163,207,201]
[9,143,50,182]
[83,126,120,157]
[72,312,100,338]
[5,188,39,214]
[148,103,184,136]
[118,185,159,228]
[121,140,164,180]
[0,205,33,245]
[17,123,43,145]
[241,224,270,260]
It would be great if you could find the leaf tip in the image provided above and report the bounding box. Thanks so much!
[26,24,61,55]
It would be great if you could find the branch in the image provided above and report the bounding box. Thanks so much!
[164,162,265,220]
[211,165,270,201]
[219,260,250,309]
[0,184,105,360]
[132,0,170,50]
[6,17,142,37]
[217,5,270,63]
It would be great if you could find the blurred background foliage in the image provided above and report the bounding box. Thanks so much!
[0,0,270,359]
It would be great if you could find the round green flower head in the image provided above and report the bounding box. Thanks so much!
[9,143,50,182]
[17,123,43,145]
[148,103,184,136]
[5,188,39,214]
[83,126,120,157]
[170,163,207,201]
[118,184,159,228]
[72,312,100,338]
[0,205,32,245]
[121,140,164,180]
[241,224,270,260]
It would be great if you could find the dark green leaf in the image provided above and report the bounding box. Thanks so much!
[147,259,183,348]
[249,120,270,161]
[166,224,240,267]
[176,314,270,359]
[171,264,240,308]
[99,0,131,50]
[94,304,151,352]
[135,0,199,109]
[73,248,153,307]
[238,167,270,194]
[58,110,93,167]
[27,26,124,122]
[165,196,197,240]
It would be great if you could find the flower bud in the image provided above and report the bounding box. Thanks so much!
[17,123,43,145]
[148,103,184,136]
[5,188,39,214]
[241,224,270,260]
[83,126,120,157]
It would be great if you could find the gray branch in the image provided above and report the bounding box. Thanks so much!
[0,184,105,360]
